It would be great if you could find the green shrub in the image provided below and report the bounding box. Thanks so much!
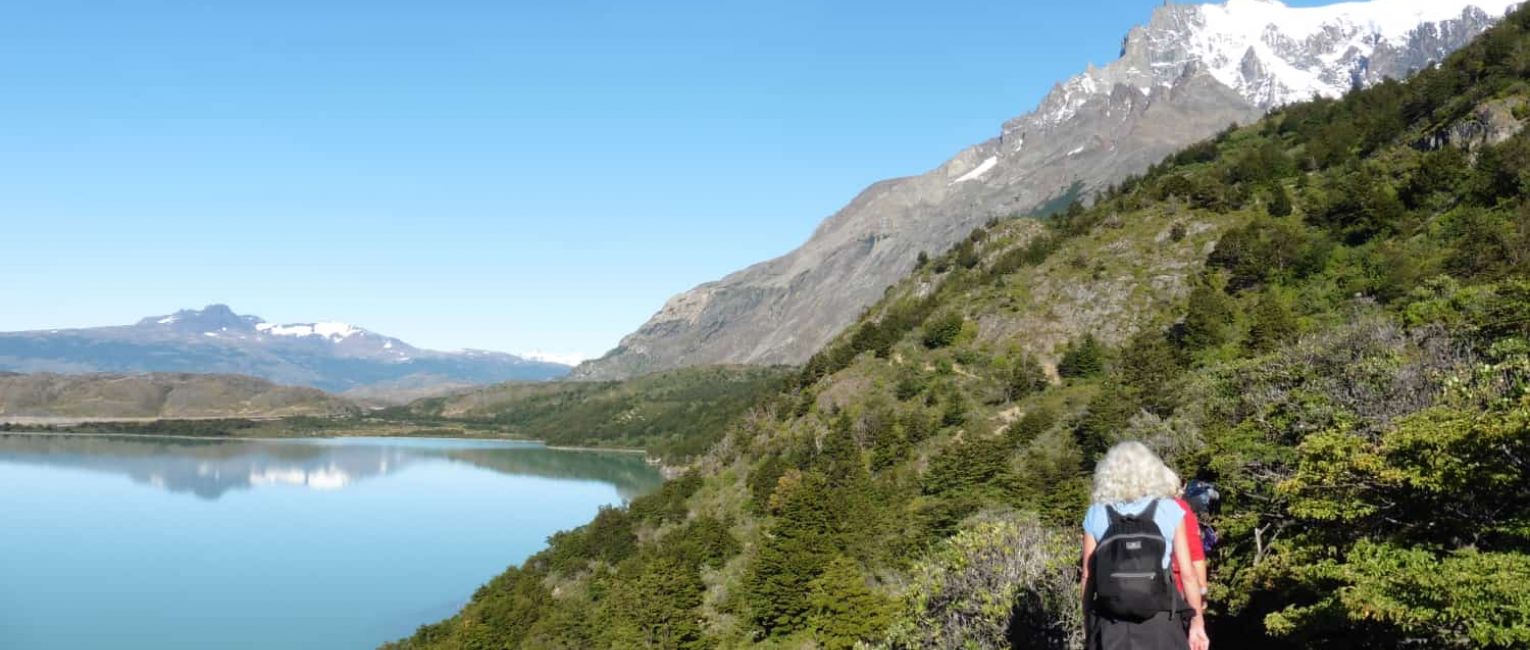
[922,312,966,349]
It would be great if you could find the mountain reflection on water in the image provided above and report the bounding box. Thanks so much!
[0,434,663,500]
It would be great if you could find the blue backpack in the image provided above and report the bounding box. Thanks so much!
[1185,480,1221,554]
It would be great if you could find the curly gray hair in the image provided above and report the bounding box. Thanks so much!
[1091,441,1180,504]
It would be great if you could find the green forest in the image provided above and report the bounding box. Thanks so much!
[387,8,1530,649]
[397,366,790,460]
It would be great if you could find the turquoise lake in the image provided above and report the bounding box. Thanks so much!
[0,434,663,649]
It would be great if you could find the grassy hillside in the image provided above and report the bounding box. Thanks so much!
[397,366,791,460]
[0,372,356,420]
[389,9,1530,650]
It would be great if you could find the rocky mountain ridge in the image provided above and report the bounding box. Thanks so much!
[575,0,1517,380]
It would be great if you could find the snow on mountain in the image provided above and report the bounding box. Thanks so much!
[951,156,999,184]
[1033,0,1519,129]
[255,321,364,340]
[1190,0,1520,106]
[521,350,590,367]
[1,305,571,392]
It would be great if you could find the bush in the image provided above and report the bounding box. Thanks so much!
[922,312,966,349]
[878,515,1082,650]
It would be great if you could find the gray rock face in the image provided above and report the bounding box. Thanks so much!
[576,0,1516,380]
[0,305,570,393]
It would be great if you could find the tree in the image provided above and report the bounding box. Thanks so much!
[940,391,969,428]
[746,471,836,636]
[601,554,706,649]
[1268,183,1293,217]
[1183,275,1239,351]
[1058,334,1108,379]
[1247,292,1299,352]
[1305,166,1406,244]
[1118,331,1183,416]
[1006,406,1057,447]
[1257,403,1530,648]
[894,366,927,401]
[807,556,895,650]
[871,420,910,471]
[1075,386,1135,463]
[1005,353,1050,401]
[923,436,1014,498]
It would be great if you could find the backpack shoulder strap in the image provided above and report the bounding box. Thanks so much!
[1140,498,1160,522]
[1104,504,1125,529]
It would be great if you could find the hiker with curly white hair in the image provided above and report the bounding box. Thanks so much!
[1080,441,1209,650]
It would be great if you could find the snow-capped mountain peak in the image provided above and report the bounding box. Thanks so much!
[1026,0,1518,130]
[11,305,573,393]
[1188,0,1519,106]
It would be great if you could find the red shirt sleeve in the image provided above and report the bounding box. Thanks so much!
[1177,497,1206,562]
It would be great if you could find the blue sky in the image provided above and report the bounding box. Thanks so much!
[0,0,1336,360]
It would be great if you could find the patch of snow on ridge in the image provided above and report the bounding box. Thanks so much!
[522,351,588,366]
[255,321,362,340]
[951,156,998,184]
[157,316,178,325]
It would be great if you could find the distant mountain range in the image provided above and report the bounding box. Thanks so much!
[575,0,1518,380]
[0,305,570,393]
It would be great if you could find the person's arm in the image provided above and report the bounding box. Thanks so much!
[1081,533,1097,613]
[1180,501,1209,599]
[1174,520,1210,650]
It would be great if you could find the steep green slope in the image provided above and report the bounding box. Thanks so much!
[389,10,1530,650]
[398,366,790,460]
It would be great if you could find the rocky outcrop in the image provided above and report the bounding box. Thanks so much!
[1422,96,1529,150]
[575,0,1516,380]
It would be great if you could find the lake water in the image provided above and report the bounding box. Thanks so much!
[0,434,662,650]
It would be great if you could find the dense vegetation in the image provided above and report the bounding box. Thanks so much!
[397,366,791,461]
[389,10,1530,650]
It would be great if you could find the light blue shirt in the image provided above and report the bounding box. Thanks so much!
[1082,497,1185,569]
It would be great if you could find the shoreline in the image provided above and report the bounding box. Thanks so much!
[0,430,535,444]
[0,429,654,455]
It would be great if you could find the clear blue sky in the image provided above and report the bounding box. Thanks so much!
[0,0,1335,359]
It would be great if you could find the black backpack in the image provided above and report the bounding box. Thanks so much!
[1091,500,1176,622]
